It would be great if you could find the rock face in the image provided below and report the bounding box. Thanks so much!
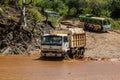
[0,7,55,54]
[0,19,55,54]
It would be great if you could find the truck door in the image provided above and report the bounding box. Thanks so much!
[62,36,69,51]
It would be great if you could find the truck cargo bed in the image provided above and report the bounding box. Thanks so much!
[70,33,86,48]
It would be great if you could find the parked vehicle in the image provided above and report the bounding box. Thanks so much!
[79,15,111,32]
[44,10,59,26]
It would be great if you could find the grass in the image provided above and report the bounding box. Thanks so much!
[110,19,120,30]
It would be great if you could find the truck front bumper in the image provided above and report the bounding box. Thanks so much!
[41,53,63,57]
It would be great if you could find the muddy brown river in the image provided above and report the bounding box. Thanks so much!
[0,55,120,80]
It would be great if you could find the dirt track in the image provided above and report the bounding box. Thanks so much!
[85,30,120,59]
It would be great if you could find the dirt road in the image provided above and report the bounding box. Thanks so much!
[85,31,120,58]
[0,55,120,80]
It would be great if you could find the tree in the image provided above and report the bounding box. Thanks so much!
[51,0,68,15]
[36,0,52,13]
[82,7,92,15]
[63,0,87,16]
[69,7,77,16]
[0,0,8,5]
[110,0,120,18]
[85,0,108,16]
[19,0,32,29]
[66,0,79,14]
[27,7,43,35]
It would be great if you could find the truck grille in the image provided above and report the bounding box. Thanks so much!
[42,50,62,54]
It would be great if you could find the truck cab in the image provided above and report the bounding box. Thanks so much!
[41,34,69,57]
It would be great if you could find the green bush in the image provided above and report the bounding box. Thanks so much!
[0,8,4,16]
[56,3,68,16]
[0,0,8,5]
[100,9,111,17]
[69,7,77,16]
[27,7,43,22]
[48,16,59,26]
[82,7,92,15]
[9,16,16,21]
[18,0,22,6]
[110,19,120,29]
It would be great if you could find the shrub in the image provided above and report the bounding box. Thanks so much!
[69,7,77,16]
[82,7,92,15]
[48,16,59,26]
[27,7,43,22]
[0,8,4,16]
[110,19,120,29]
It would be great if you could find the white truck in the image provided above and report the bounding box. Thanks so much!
[40,28,86,59]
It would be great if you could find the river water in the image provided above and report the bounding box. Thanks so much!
[0,55,120,80]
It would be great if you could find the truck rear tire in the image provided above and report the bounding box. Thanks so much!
[73,49,80,60]
[79,48,85,58]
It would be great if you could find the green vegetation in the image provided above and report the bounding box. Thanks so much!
[48,16,59,26]
[0,0,120,29]
[110,19,120,29]
[27,7,43,22]
[0,8,4,16]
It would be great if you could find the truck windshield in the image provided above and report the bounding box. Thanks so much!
[41,35,62,46]
[103,20,110,25]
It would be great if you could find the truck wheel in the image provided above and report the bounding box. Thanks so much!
[73,50,80,60]
[64,51,70,60]
[79,48,85,58]
[97,26,102,32]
